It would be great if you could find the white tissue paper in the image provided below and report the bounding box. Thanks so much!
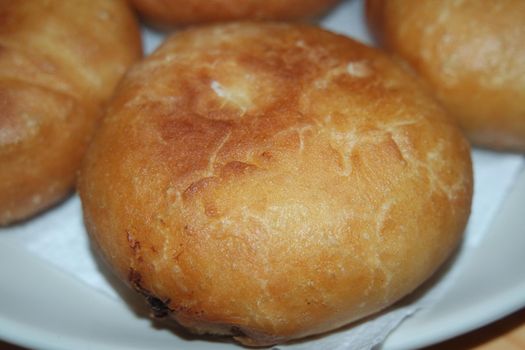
[3,1,525,349]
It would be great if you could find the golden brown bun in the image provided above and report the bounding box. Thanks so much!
[367,0,525,152]
[79,22,472,346]
[0,0,142,225]
[129,0,340,27]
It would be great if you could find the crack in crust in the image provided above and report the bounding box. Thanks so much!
[324,124,411,178]
[389,131,464,202]
[206,130,232,176]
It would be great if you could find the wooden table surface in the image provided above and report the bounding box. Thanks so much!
[1,308,524,349]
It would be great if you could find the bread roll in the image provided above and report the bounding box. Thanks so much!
[79,23,472,346]
[129,0,340,27]
[367,0,525,152]
[0,0,141,225]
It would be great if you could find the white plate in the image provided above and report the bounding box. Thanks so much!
[1,1,525,349]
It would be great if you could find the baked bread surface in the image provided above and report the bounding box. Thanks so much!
[79,23,472,346]
[130,0,339,26]
[367,0,525,151]
[0,0,141,224]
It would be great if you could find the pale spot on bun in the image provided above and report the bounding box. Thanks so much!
[346,61,372,78]
[210,80,252,115]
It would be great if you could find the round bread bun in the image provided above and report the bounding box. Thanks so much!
[129,0,340,27]
[0,0,141,225]
[79,23,472,346]
[367,0,525,152]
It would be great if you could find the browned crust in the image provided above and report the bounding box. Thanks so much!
[0,0,142,225]
[367,0,525,152]
[79,22,472,345]
[129,0,340,27]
